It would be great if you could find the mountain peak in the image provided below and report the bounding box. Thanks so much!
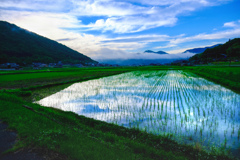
[144,50,168,54]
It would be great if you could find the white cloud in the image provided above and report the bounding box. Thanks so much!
[93,48,195,60]
[154,44,177,50]
[170,28,240,44]
[86,16,177,33]
[0,10,79,39]
[102,34,170,43]
[223,20,240,28]
[72,0,222,33]
[224,22,237,28]
[97,34,171,52]
[123,0,211,6]
[100,42,147,51]
[71,0,139,17]
[90,48,131,60]
[0,0,72,12]
[1,0,230,33]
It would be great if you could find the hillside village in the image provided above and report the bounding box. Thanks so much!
[0,61,120,70]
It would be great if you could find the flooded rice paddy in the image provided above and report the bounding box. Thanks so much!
[37,70,240,154]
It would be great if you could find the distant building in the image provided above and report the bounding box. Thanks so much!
[0,63,20,69]
[39,64,48,68]
[48,63,56,67]
[74,64,83,67]
[57,61,63,68]
[32,62,48,69]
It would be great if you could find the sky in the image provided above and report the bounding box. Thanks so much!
[0,0,240,61]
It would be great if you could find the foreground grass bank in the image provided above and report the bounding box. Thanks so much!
[0,66,239,159]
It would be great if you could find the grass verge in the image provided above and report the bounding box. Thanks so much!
[186,66,240,93]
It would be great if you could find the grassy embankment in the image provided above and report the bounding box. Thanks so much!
[186,66,240,93]
[211,61,240,66]
[0,66,239,160]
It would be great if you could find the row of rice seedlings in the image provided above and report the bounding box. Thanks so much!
[111,71,226,147]
[136,71,240,151]
[180,72,238,149]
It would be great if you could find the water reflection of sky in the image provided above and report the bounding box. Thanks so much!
[37,70,240,156]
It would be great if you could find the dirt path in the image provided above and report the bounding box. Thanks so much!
[0,120,17,154]
[0,120,45,160]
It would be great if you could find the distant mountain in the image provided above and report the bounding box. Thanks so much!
[189,38,240,64]
[0,21,96,65]
[98,52,195,66]
[98,59,176,66]
[183,44,221,54]
[144,50,168,54]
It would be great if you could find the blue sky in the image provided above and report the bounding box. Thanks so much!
[0,0,240,60]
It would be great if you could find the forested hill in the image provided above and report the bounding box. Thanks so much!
[183,44,220,54]
[189,38,240,64]
[0,21,96,65]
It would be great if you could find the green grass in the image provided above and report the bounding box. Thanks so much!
[186,66,240,93]
[205,66,240,75]
[0,66,183,91]
[211,61,240,66]
[0,66,238,159]
[0,68,127,89]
